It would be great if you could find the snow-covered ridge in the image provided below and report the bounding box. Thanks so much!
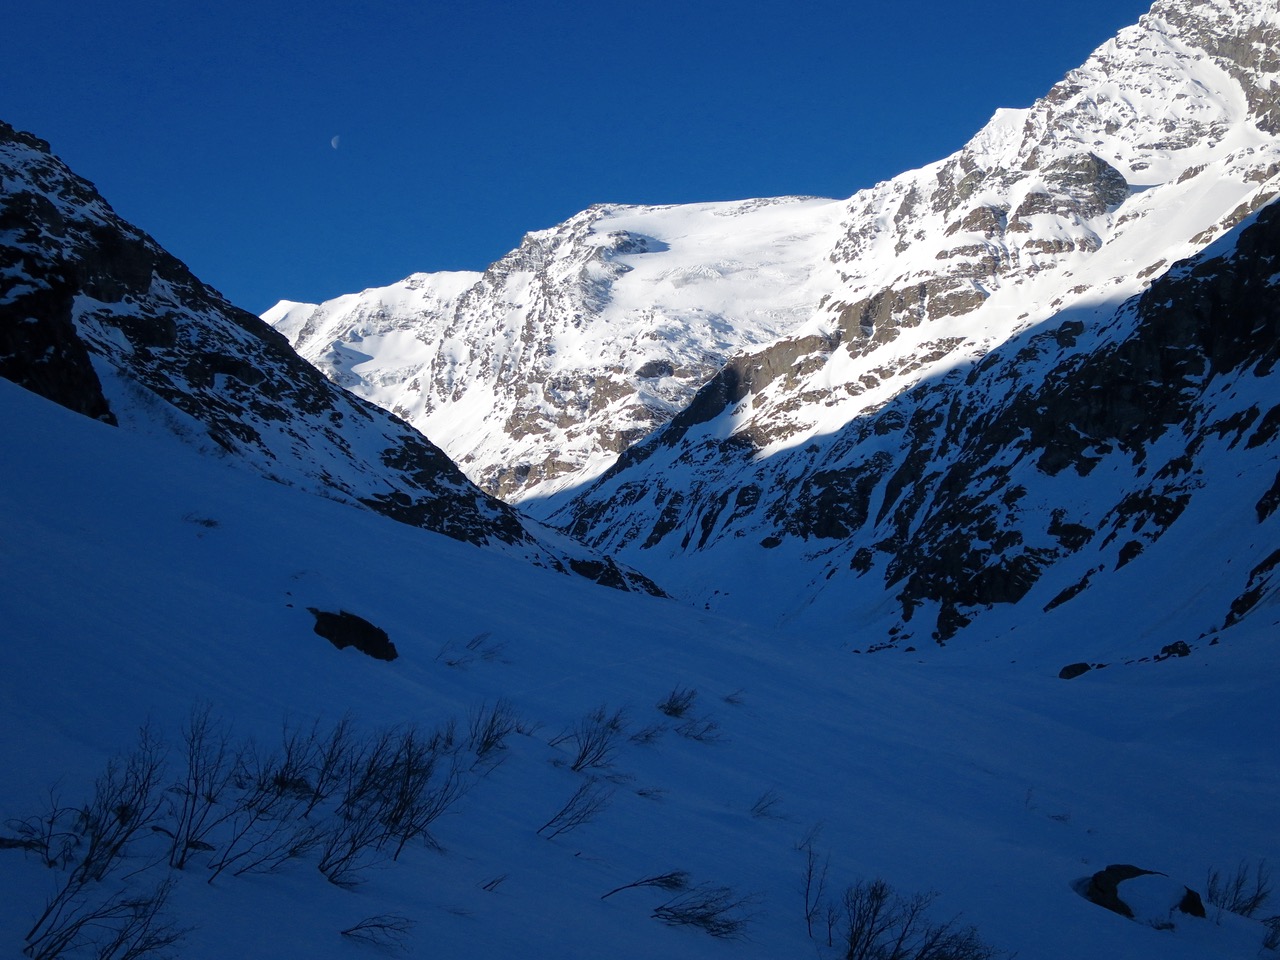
[0,120,661,594]
[268,196,846,501]
[539,0,1280,647]
[266,0,1280,506]
[569,0,1280,471]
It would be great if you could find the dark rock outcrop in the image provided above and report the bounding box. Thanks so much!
[1178,887,1206,918]
[308,609,398,662]
[1084,863,1208,924]
[1085,864,1161,918]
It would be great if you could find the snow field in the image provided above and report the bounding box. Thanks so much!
[1,378,1276,959]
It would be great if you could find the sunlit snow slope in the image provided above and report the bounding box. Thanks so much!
[267,0,1279,513]
[266,196,845,501]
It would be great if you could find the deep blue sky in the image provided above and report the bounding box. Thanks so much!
[3,1,1153,314]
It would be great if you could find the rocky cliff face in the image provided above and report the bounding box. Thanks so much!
[0,120,660,593]
[539,0,1280,645]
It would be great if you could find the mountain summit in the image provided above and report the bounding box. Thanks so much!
[266,195,847,501]
[547,0,1280,642]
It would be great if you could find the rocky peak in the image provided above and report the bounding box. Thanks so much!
[539,0,1280,649]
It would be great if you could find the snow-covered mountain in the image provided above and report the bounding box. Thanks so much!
[2,2,1279,958]
[555,200,1280,646]
[266,196,846,500]
[536,0,1280,644]
[266,0,1280,513]
[0,120,658,593]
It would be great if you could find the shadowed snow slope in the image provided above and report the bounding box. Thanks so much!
[0,120,658,594]
[1,377,1277,959]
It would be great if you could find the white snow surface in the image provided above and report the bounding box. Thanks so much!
[1,376,1277,960]
[266,197,845,501]
[9,2,1280,955]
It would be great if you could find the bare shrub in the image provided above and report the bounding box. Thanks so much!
[204,734,325,883]
[5,790,80,868]
[824,901,840,949]
[537,778,613,840]
[749,789,783,820]
[22,726,178,960]
[674,716,722,742]
[167,705,242,869]
[315,725,405,883]
[25,876,185,960]
[299,715,360,818]
[339,914,415,950]
[467,700,518,768]
[379,727,468,859]
[550,706,627,772]
[89,877,187,960]
[1207,859,1272,918]
[656,686,698,718]
[836,877,1003,960]
[435,631,507,669]
[601,870,690,900]
[629,722,667,745]
[722,689,746,706]
[650,883,757,939]
[798,830,829,939]
[1262,915,1279,951]
[316,723,468,885]
[71,725,168,882]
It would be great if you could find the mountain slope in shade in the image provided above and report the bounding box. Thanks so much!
[0,375,1275,960]
[0,120,658,593]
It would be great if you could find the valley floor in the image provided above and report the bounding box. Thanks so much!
[1,378,1277,959]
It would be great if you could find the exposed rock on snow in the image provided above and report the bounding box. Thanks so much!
[1085,864,1207,924]
[308,608,399,661]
